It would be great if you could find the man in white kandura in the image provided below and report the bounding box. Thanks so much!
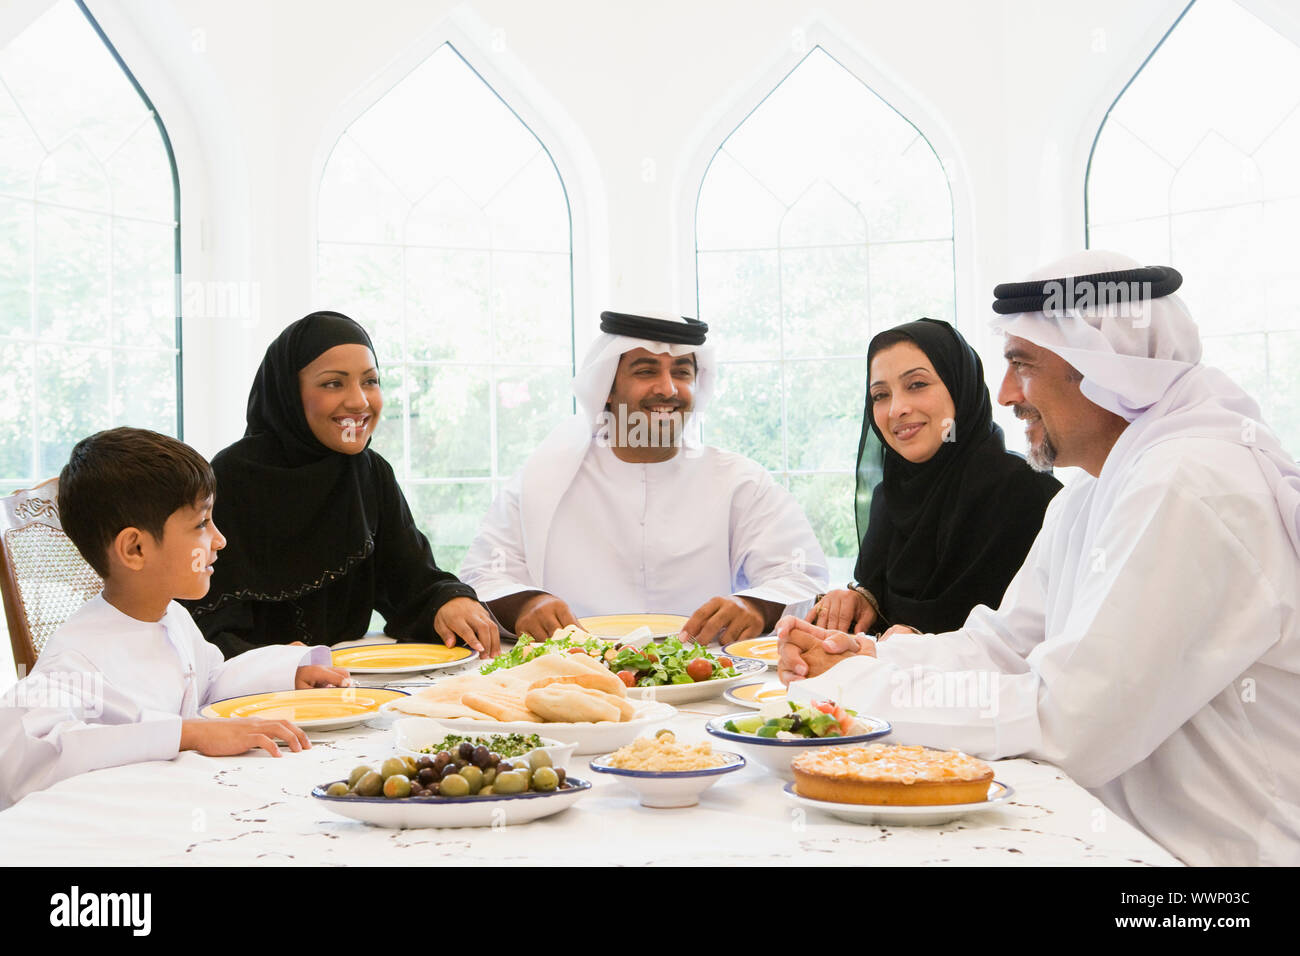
[460,310,829,645]
[777,250,1300,866]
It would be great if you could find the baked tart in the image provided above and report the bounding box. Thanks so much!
[792,744,993,806]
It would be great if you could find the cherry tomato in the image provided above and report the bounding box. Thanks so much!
[617,670,637,687]
[566,647,588,655]
[685,658,714,682]
[645,652,659,663]
[717,657,733,668]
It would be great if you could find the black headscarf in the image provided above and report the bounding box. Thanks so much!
[853,318,1060,634]
[188,311,477,654]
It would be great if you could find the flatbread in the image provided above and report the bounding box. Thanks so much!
[461,692,540,723]
[389,697,487,720]
[525,684,622,723]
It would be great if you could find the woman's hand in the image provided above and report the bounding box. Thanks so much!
[806,588,877,633]
[434,597,502,658]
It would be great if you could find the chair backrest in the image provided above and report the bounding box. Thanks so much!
[0,478,104,674]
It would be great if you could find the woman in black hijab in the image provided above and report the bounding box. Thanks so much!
[186,311,499,659]
[809,318,1060,636]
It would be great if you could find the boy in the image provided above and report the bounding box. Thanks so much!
[0,427,351,809]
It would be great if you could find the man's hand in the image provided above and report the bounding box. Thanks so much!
[295,664,351,688]
[776,616,875,685]
[513,592,578,643]
[434,597,502,658]
[681,595,766,645]
[806,588,877,633]
[180,717,310,757]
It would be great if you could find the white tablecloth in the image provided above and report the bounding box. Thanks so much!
[0,670,1180,866]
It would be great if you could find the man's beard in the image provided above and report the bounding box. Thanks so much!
[1016,404,1057,472]
[1026,429,1058,471]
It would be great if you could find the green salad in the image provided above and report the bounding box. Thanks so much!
[607,636,739,687]
[479,629,613,673]
[481,628,739,688]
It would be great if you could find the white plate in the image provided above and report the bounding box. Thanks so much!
[391,717,578,770]
[589,751,745,808]
[625,659,767,705]
[782,780,1015,826]
[200,687,410,732]
[722,680,788,710]
[330,643,479,675]
[313,778,592,828]
[379,699,678,755]
[719,637,779,669]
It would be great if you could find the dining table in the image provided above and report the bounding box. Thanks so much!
[0,648,1182,867]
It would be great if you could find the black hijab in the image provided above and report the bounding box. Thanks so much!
[194,311,383,611]
[853,318,1060,633]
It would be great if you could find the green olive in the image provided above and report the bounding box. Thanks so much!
[460,765,484,794]
[383,774,412,799]
[347,765,373,788]
[528,749,553,770]
[532,767,559,792]
[494,771,527,794]
[325,781,350,797]
[439,773,470,798]
[482,767,497,787]
[356,771,383,797]
[401,756,420,776]
[515,766,533,788]
[479,785,495,796]
[380,757,408,780]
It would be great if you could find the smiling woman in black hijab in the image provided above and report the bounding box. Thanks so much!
[185,311,499,659]
[809,318,1060,636]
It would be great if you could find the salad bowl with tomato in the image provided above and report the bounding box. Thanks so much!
[705,700,892,781]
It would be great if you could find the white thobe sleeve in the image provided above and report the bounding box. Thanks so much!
[458,474,537,603]
[0,650,183,810]
[729,470,830,613]
[796,478,1286,789]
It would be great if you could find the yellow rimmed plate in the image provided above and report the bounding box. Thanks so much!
[331,643,477,674]
[722,636,779,668]
[724,680,788,709]
[578,614,689,640]
[200,687,409,731]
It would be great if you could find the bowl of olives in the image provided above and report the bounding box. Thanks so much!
[392,718,578,771]
[313,745,591,828]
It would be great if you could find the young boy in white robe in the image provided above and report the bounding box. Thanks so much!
[0,427,351,810]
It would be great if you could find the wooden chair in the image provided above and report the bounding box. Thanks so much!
[0,478,104,674]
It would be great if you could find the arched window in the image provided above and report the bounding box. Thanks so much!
[0,0,180,493]
[1088,0,1300,454]
[317,43,573,572]
[695,46,955,580]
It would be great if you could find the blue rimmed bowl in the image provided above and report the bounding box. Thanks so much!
[704,713,892,781]
[589,750,745,807]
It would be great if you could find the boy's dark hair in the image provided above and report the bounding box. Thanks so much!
[58,427,216,577]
